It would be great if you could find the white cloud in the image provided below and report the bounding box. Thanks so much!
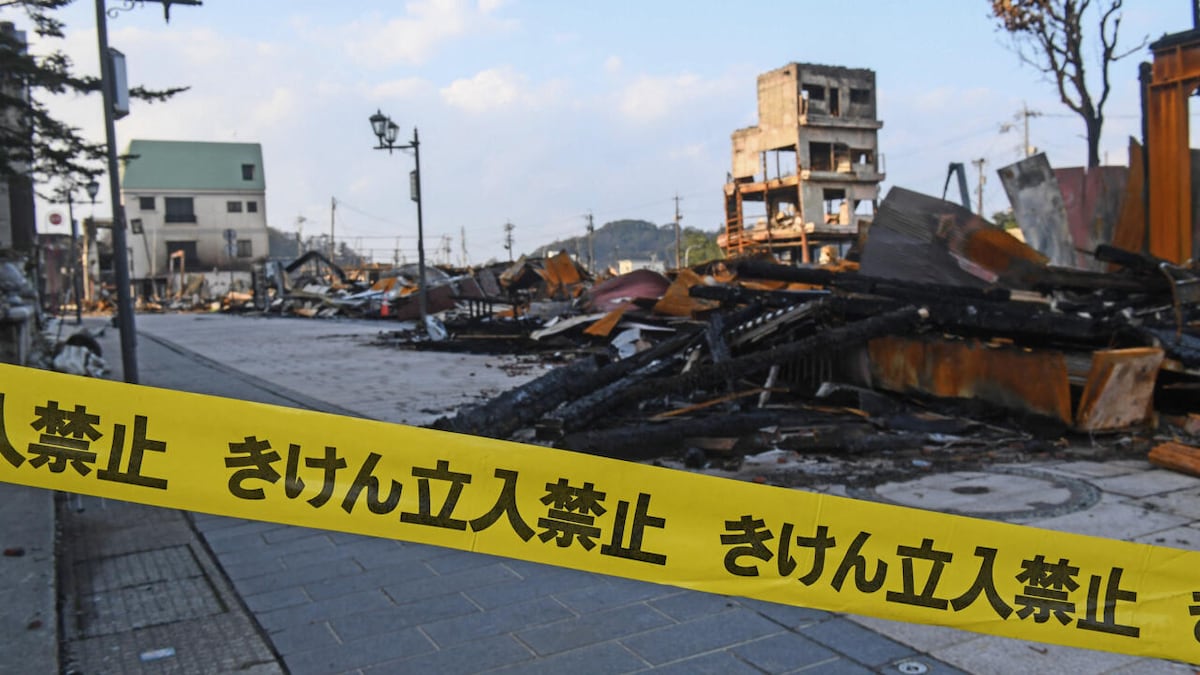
[604,55,622,75]
[618,72,737,124]
[368,78,432,101]
[440,67,563,114]
[341,0,517,68]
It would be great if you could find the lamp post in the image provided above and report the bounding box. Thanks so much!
[368,109,427,325]
[65,185,82,325]
[94,0,201,384]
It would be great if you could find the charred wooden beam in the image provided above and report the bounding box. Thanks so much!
[559,410,809,459]
[431,355,602,438]
[583,306,926,424]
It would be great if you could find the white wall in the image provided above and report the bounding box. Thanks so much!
[123,189,268,277]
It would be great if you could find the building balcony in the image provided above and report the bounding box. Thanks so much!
[164,214,197,224]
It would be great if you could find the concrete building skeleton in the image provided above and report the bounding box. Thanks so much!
[721,63,885,262]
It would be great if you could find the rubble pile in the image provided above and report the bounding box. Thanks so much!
[430,187,1200,483]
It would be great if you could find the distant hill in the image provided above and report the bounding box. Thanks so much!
[528,219,722,269]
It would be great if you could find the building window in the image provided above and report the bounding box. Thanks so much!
[236,239,252,258]
[164,197,196,223]
[241,163,255,181]
[227,200,243,213]
[850,88,871,105]
[246,201,258,213]
[138,196,155,211]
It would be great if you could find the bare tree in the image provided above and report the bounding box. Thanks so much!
[991,0,1145,167]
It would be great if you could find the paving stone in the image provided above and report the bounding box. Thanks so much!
[620,608,783,665]
[364,633,533,673]
[1137,485,1200,520]
[847,614,979,653]
[217,532,336,568]
[1032,461,1142,479]
[421,596,575,647]
[800,617,915,667]
[461,565,596,610]
[1090,470,1200,498]
[195,517,280,542]
[284,627,435,675]
[648,650,764,674]
[256,588,394,631]
[1132,525,1200,550]
[382,562,522,605]
[554,576,677,613]
[327,593,480,642]
[243,586,311,613]
[1030,494,1190,539]
[262,525,335,544]
[205,530,269,554]
[736,598,833,629]
[649,590,739,621]
[929,633,1139,674]
[486,642,648,675]
[302,560,437,601]
[731,632,840,672]
[423,549,510,575]
[518,602,674,656]
[267,622,340,654]
[233,558,363,596]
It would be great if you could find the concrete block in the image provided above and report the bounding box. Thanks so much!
[736,597,832,629]
[284,627,435,675]
[382,562,520,605]
[243,587,311,613]
[233,558,362,596]
[648,650,764,674]
[328,593,479,642]
[464,566,600,610]
[1031,494,1190,539]
[267,622,339,654]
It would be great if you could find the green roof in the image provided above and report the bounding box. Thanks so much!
[121,140,265,191]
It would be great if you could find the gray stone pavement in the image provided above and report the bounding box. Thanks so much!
[8,312,1200,673]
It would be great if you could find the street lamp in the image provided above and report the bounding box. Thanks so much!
[368,109,427,325]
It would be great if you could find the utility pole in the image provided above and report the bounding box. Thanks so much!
[1020,102,1041,158]
[503,221,515,262]
[329,196,336,263]
[295,215,306,257]
[460,225,468,267]
[586,211,595,274]
[971,158,986,215]
[673,194,682,269]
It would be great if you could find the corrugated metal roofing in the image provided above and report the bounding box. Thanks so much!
[121,140,265,191]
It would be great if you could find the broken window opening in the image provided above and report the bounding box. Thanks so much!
[771,149,797,180]
[829,87,840,116]
[852,149,876,169]
[834,143,852,173]
[823,189,848,225]
[801,83,825,101]
[810,142,832,172]
[850,88,871,105]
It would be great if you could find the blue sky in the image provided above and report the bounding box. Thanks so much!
[11,0,1197,264]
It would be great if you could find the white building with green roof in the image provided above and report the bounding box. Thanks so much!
[120,139,267,278]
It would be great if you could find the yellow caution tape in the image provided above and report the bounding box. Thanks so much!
[1,363,1197,664]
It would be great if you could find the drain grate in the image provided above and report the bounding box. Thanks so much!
[71,546,226,638]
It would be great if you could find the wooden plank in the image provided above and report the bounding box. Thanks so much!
[1074,347,1164,431]
[1148,441,1200,478]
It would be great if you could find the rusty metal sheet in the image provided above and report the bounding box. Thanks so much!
[998,153,1076,268]
[541,251,584,295]
[583,269,670,313]
[1108,138,1147,265]
[653,268,719,317]
[1074,347,1164,431]
[867,335,1072,424]
[1053,165,1128,271]
[583,305,629,338]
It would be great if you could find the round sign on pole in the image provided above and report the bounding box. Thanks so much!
[48,212,63,226]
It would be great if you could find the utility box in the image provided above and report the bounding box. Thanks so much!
[109,48,129,119]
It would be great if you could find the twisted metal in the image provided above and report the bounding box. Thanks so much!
[105,1,141,19]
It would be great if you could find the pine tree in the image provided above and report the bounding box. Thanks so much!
[0,0,186,186]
